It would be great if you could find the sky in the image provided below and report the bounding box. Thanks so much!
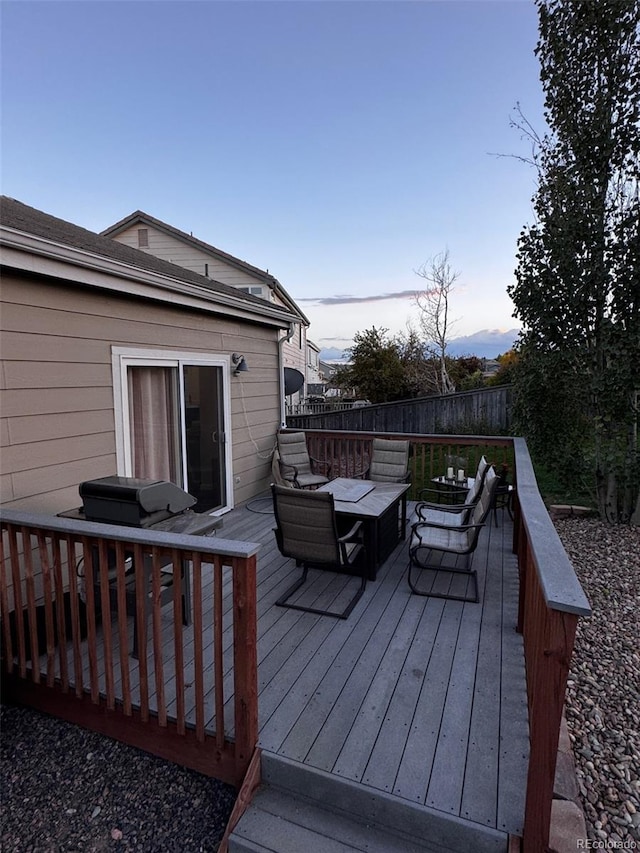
[1,0,547,358]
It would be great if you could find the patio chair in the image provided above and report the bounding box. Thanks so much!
[271,484,367,619]
[276,432,331,489]
[357,438,411,483]
[407,465,499,603]
[415,455,490,527]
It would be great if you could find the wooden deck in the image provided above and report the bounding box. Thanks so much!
[224,494,529,838]
[38,493,529,840]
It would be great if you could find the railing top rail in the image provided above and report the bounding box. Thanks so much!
[513,437,591,617]
[0,508,261,559]
[283,428,514,447]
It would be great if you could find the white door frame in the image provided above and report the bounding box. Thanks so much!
[111,347,233,513]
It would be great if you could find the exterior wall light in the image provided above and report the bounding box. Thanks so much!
[232,353,249,376]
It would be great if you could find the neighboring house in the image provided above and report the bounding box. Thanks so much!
[306,339,322,390]
[101,211,310,402]
[482,358,501,378]
[0,197,298,517]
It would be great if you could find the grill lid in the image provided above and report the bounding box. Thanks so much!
[79,476,196,521]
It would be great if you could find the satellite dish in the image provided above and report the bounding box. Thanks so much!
[284,367,305,396]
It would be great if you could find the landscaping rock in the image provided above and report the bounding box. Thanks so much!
[554,516,640,847]
[0,704,236,852]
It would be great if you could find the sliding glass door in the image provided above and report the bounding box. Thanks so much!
[114,350,231,514]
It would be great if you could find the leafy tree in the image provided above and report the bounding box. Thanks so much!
[509,0,640,523]
[414,250,458,394]
[487,350,519,387]
[448,355,484,389]
[394,327,434,398]
[333,327,407,404]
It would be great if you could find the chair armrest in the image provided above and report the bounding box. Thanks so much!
[416,503,469,522]
[351,465,370,480]
[279,460,300,484]
[310,456,332,479]
[411,520,484,535]
[418,500,466,512]
[338,521,364,543]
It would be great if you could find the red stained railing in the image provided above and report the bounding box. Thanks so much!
[0,511,259,787]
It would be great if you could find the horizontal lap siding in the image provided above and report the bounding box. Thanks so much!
[0,275,282,511]
[112,227,263,288]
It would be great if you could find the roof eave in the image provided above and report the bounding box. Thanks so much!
[0,227,298,329]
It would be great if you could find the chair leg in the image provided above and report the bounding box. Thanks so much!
[407,553,479,604]
[276,565,367,620]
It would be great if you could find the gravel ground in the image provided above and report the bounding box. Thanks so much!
[0,704,236,852]
[553,516,640,847]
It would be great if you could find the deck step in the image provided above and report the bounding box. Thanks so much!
[228,752,509,853]
[228,787,445,852]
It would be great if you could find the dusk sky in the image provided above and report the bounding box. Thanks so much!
[1,0,546,357]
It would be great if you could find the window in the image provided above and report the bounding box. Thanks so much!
[237,285,264,298]
[137,228,149,248]
[112,348,232,513]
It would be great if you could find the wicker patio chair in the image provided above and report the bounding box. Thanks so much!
[407,465,499,603]
[271,484,367,619]
[276,432,331,489]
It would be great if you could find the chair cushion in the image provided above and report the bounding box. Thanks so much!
[293,472,331,489]
[410,523,475,554]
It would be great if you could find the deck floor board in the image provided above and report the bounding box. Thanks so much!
[42,494,528,837]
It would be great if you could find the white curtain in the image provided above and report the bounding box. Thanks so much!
[128,367,180,483]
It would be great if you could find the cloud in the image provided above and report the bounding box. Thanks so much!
[447,328,520,358]
[298,290,418,306]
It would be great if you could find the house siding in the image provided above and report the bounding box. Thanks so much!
[0,274,281,515]
[111,226,267,290]
[110,223,309,400]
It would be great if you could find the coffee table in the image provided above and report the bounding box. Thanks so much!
[318,478,411,580]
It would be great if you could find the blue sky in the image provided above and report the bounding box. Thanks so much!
[1,0,546,357]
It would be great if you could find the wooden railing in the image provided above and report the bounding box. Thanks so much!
[0,510,260,787]
[290,429,592,853]
[297,428,514,500]
[511,438,591,853]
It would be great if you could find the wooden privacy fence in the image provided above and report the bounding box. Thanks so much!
[292,428,591,853]
[0,510,259,787]
[287,385,513,434]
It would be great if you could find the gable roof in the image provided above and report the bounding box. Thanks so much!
[102,210,309,325]
[0,197,297,328]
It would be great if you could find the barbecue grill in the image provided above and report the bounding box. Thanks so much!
[79,475,197,527]
[72,475,221,657]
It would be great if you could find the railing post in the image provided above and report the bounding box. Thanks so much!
[232,554,258,776]
[522,607,578,853]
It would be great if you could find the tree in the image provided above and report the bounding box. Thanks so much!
[509,0,640,523]
[332,327,406,404]
[394,326,435,397]
[414,250,458,394]
[487,350,519,387]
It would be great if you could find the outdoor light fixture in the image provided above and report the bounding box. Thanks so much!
[232,353,249,376]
